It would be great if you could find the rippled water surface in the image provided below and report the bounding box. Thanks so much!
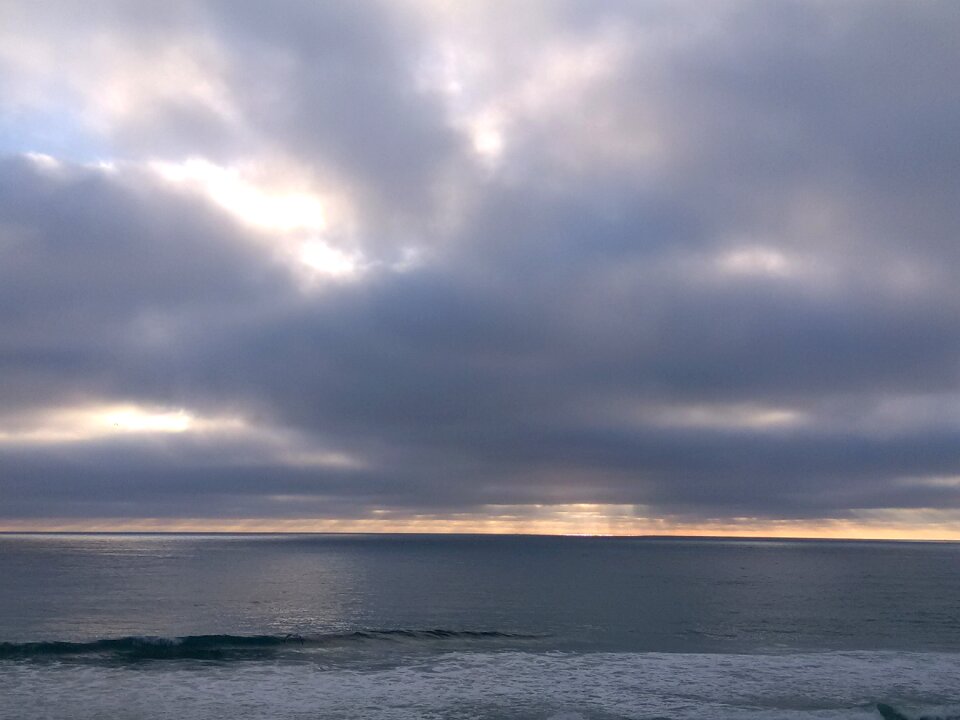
[1,534,959,718]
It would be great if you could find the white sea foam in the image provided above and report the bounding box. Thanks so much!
[2,650,959,720]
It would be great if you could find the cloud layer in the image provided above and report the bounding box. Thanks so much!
[2,1,960,535]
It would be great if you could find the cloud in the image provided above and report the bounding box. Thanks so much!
[1,1,960,534]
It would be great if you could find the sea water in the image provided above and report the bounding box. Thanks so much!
[1,534,958,719]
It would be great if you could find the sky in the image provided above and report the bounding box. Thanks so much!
[2,1,960,538]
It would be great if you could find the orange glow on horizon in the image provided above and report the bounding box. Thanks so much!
[3,512,960,542]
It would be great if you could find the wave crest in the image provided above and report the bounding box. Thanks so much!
[0,629,538,661]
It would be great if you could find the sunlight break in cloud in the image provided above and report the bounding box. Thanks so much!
[617,402,807,432]
[151,157,369,278]
[298,240,364,278]
[151,158,327,234]
[0,404,244,445]
[716,246,794,278]
[656,404,805,432]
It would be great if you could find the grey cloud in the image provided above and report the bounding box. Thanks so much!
[0,157,293,410]
[2,0,468,227]
[2,2,960,527]
[210,0,466,218]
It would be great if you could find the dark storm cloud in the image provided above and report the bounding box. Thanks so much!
[2,1,960,526]
[0,157,293,409]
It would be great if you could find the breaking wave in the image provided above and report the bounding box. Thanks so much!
[0,629,538,661]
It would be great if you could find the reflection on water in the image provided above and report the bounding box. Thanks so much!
[1,534,959,653]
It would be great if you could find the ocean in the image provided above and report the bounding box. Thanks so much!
[1,534,958,719]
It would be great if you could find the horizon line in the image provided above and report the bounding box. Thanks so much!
[1,529,958,544]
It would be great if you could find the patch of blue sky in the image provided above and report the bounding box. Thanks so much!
[0,108,111,164]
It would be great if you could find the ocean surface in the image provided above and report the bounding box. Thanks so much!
[1,534,959,719]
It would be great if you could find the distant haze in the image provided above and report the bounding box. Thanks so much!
[2,1,960,538]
